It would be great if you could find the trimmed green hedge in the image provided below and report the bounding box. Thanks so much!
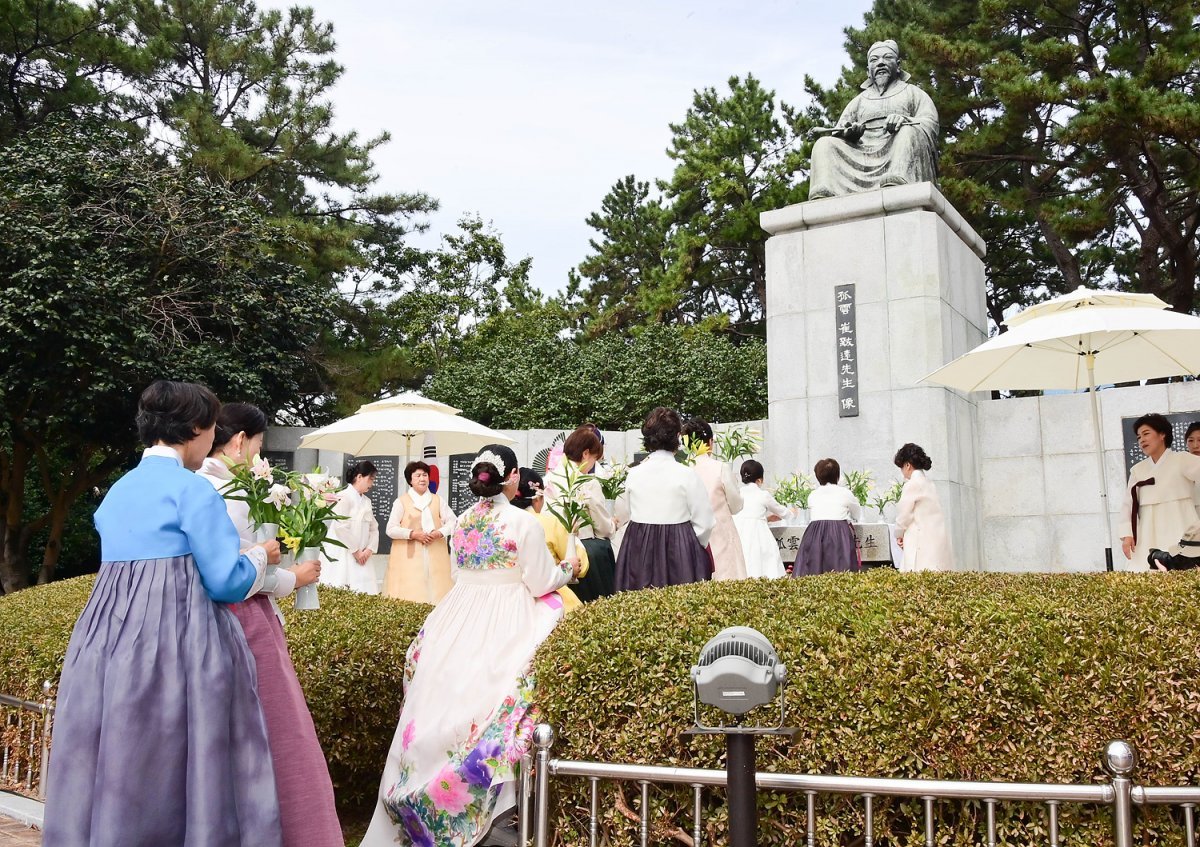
[9,571,1200,844]
[532,571,1200,846]
[278,588,429,809]
[0,578,429,813]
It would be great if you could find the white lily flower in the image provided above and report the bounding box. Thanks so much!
[251,456,273,481]
[266,484,292,509]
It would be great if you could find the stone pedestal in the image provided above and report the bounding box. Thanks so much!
[761,183,987,570]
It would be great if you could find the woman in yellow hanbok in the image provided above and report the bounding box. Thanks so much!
[384,461,456,603]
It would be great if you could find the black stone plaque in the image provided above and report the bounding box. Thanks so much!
[448,453,477,517]
[343,455,400,555]
[1121,411,1200,475]
[261,450,295,471]
[835,283,859,418]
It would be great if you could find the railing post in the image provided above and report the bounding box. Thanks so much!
[518,751,533,847]
[1105,740,1136,847]
[533,723,555,847]
[38,681,53,801]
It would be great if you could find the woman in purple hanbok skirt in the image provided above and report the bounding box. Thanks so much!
[614,407,715,590]
[792,458,860,577]
[43,381,284,847]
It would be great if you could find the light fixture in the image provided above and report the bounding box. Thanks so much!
[688,627,794,847]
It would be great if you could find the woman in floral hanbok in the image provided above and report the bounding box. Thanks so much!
[361,444,575,847]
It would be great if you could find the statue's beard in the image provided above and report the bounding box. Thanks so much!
[872,67,894,86]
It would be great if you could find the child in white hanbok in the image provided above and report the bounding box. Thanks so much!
[733,460,788,579]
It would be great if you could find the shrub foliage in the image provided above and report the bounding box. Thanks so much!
[278,589,429,810]
[533,572,1200,846]
[7,571,1200,844]
[0,578,429,813]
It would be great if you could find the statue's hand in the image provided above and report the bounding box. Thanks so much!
[838,121,865,142]
[884,113,906,133]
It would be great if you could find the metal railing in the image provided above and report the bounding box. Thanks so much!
[0,682,55,800]
[520,724,1200,847]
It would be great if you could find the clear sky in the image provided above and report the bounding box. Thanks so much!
[257,1,876,293]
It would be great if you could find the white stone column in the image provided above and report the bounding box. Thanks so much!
[761,183,987,570]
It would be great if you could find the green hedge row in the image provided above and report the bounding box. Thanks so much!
[278,588,429,810]
[532,571,1200,846]
[7,570,1200,844]
[0,578,429,813]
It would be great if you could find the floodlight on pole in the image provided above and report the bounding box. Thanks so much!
[687,627,795,847]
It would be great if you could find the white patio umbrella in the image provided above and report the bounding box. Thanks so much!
[356,390,462,416]
[922,286,1200,570]
[299,391,513,464]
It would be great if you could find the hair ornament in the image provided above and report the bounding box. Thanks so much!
[472,449,508,476]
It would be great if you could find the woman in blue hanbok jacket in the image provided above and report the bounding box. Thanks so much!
[43,380,285,847]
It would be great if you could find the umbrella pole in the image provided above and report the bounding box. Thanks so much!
[403,433,413,492]
[1086,354,1114,571]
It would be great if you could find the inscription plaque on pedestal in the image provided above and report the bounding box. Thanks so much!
[262,450,295,471]
[835,283,859,418]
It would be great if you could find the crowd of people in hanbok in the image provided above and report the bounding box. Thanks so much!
[41,379,1200,847]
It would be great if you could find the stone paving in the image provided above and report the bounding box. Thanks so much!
[0,818,40,846]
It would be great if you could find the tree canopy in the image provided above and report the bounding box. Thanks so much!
[0,0,438,587]
[0,118,331,590]
[427,307,768,431]
[0,0,437,417]
[569,75,810,339]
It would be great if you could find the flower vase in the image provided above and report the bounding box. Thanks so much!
[252,522,279,545]
[294,546,320,611]
[565,533,580,584]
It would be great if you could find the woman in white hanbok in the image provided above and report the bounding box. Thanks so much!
[893,444,954,572]
[324,461,380,594]
[733,460,787,579]
[1119,414,1200,570]
[362,444,575,847]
